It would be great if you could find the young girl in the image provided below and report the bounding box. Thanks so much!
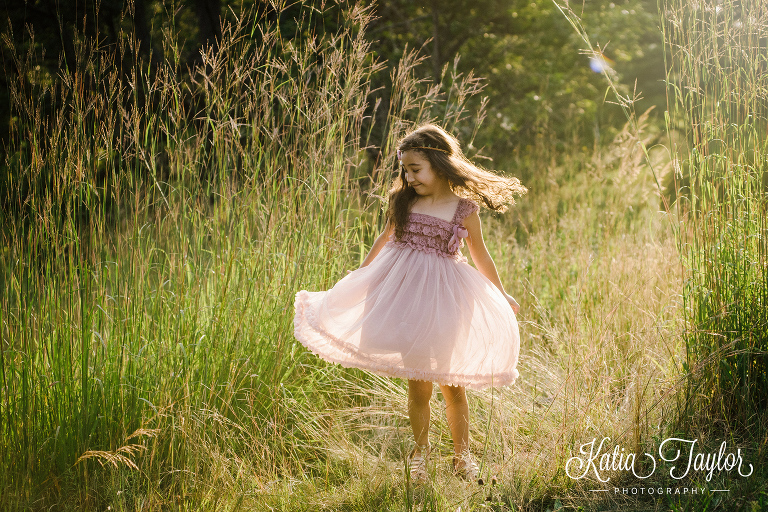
[294,124,526,484]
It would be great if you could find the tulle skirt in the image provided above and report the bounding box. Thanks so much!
[293,244,520,389]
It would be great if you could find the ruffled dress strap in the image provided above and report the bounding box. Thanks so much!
[447,198,478,253]
[451,198,480,224]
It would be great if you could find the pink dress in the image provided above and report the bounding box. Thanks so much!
[293,198,520,389]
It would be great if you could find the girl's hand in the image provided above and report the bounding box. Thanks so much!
[505,293,520,314]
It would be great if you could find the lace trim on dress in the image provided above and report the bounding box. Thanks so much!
[293,290,520,389]
[410,212,455,229]
[386,240,468,263]
[405,219,453,240]
[392,198,479,258]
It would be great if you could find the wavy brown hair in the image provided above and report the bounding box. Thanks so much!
[387,124,527,240]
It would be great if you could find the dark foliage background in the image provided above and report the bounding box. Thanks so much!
[1,0,664,180]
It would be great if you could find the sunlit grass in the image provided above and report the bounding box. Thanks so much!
[0,2,502,509]
[0,1,395,506]
[5,0,764,510]
[660,0,768,433]
[552,0,768,507]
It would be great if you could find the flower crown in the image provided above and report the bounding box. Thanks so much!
[397,146,450,161]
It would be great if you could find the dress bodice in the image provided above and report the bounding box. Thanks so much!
[387,198,479,260]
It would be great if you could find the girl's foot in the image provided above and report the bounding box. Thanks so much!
[453,450,483,485]
[408,444,431,484]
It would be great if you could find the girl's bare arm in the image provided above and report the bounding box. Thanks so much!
[359,221,394,268]
[463,211,520,313]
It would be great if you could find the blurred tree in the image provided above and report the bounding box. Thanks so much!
[1,0,664,177]
[362,0,664,178]
[0,0,345,144]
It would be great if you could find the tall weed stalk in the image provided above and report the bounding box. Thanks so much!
[556,0,768,435]
[661,0,768,431]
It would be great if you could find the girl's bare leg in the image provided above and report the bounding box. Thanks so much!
[407,379,434,454]
[439,384,470,456]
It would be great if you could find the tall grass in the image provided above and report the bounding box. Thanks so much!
[157,114,682,511]
[0,2,489,507]
[556,0,768,434]
[0,0,701,509]
[530,0,768,507]
[661,0,768,432]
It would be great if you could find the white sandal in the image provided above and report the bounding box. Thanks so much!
[454,450,483,484]
[408,444,431,484]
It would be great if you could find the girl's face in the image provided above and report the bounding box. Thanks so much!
[400,150,444,196]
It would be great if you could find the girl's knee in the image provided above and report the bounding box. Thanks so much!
[440,384,467,406]
[408,380,434,404]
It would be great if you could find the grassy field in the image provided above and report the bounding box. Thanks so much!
[1,1,766,511]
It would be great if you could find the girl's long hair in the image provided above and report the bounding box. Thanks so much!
[387,124,527,240]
